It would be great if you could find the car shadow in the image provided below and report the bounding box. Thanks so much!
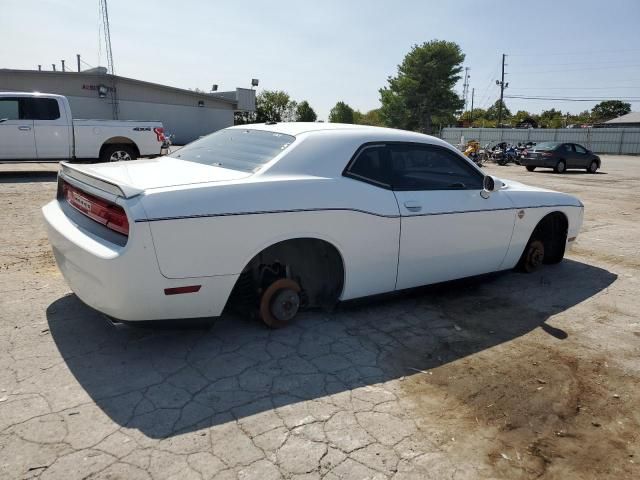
[46,259,616,439]
[0,171,58,183]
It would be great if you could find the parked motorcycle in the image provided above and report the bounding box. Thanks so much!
[463,140,484,167]
[161,132,175,154]
[496,144,521,166]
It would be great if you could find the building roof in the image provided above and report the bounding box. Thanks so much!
[605,112,640,124]
[0,68,238,105]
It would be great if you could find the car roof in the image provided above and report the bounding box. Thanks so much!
[228,122,451,147]
[228,122,374,135]
[230,121,415,137]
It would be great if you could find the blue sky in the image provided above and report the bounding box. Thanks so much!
[3,0,640,120]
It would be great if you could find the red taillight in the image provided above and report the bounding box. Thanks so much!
[62,182,129,236]
[153,127,165,142]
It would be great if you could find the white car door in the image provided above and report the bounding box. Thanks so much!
[28,97,71,160]
[389,143,516,290]
[0,97,36,160]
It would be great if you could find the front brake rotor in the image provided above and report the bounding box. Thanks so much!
[524,239,545,273]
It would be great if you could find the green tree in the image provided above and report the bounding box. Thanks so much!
[569,110,592,125]
[361,109,383,126]
[234,111,256,125]
[459,108,487,124]
[510,110,539,128]
[328,101,355,123]
[379,40,465,133]
[353,108,384,126]
[591,100,631,122]
[538,108,564,129]
[255,90,297,123]
[485,100,511,122]
[296,101,317,122]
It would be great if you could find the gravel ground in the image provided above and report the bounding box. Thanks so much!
[0,156,638,479]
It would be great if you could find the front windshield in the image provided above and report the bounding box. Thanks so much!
[169,128,296,172]
[533,142,561,150]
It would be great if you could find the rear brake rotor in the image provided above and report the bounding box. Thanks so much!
[259,278,301,328]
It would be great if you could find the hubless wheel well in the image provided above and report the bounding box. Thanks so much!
[229,237,345,311]
[530,212,569,264]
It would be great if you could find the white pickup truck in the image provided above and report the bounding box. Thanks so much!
[0,92,167,162]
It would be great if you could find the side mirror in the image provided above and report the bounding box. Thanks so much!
[481,175,496,199]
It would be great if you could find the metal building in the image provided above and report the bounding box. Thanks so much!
[0,68,255,144]
[602,112,640,128]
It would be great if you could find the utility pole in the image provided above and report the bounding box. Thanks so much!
[52,64,56,71]
[496,54,508,128]
[470,88,475,124]
[462,67,471,111]
[38,65,41,71]
[61,60,65,72]
[77,54,81,72]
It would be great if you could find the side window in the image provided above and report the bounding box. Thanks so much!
[0,99,20,120]
[23,98,61,120]
[389,144,484,190]
[574,144,587,154]
[561,144,574,153]
[345,145,392,187]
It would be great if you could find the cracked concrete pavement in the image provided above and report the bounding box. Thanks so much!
[0,158,639,479]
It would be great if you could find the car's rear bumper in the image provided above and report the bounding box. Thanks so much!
[42,200,238,321]
[520,157,555,167]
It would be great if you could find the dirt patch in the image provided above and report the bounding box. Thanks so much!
[401,342,639,479]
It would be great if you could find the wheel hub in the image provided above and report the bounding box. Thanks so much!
[525,240,545,272]
[259,278,302,328]
[110,150,131,161]
[270,288,300,323]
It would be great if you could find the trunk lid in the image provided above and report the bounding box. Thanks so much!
[61,157,250,198]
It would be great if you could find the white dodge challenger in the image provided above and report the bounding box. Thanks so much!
[43,123,583,327]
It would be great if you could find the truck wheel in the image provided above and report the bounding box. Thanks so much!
[526,166,536,172]
[101,145,137,163]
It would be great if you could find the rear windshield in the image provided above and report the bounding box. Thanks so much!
[169,128,295,172]
[533,142,561,150]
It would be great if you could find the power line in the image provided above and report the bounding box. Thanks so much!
[508,60,640,67]
[508,48,640,57]
[508,86,640,90]
[477,60,501,109]
[505,95,640,102]
[509,65,640,75]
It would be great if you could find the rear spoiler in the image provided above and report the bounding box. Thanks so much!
[59,162,143,199]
